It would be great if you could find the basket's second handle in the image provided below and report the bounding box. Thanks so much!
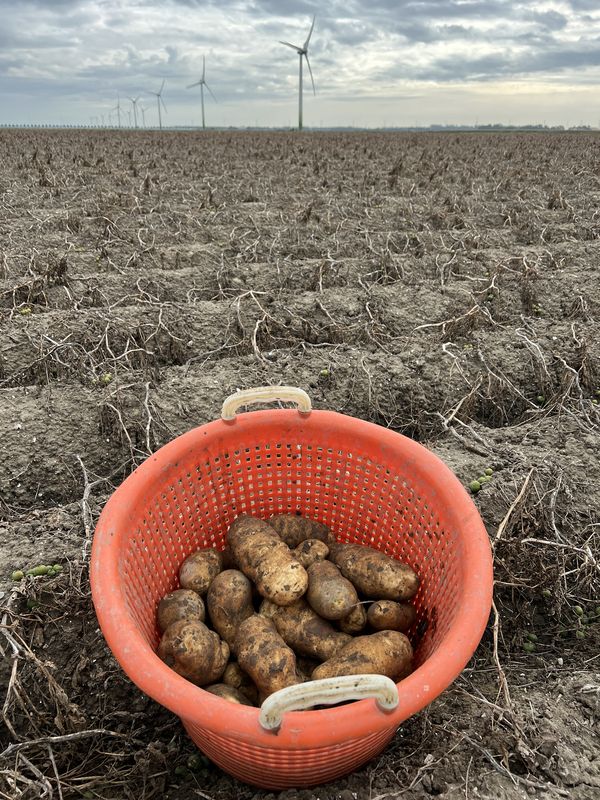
[221,386,312,421]
[258,675,399,732]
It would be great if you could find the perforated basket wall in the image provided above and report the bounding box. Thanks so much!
[92,408,492,789]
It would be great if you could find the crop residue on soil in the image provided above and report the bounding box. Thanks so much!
[0,130,599,800]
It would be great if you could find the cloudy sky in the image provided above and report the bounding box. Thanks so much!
[1,0,600,128]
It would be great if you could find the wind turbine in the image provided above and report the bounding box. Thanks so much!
[128,96,140,129]
[280,15,316,131]
[113,96,122,128]
[186,56,216,130]
[139,105,148,128]
[147,80,167,130]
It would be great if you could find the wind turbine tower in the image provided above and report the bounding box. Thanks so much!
[187,56,217,130]
[147,80,167,130]
[113,96,123,128]
[280,15,316,131]
[128,96,140,129]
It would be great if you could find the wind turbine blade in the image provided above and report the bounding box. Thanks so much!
[205,82,217,102]
[202,55,205,81]
[161,96,167,112]
[280,40,301,52]
[305,54,316,95]
[187,81,201,88]
[159,79,165,95]
[304,15,316,50]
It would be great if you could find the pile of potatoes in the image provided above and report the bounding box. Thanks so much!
[157,513,419,707]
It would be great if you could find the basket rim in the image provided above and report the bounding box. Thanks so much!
[90,408,493,748]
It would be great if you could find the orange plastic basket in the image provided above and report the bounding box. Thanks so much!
[90,386,493,789]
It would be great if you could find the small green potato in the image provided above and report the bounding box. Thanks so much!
[11,570,24,581]
[574,606,584,617]
[469,480,481,493]
[541,588,551,598]
[526,632,538,642]
[484,468,494,476]
[522,641,536,653]
[576,629,586,640]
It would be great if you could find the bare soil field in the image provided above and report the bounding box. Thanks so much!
[0,130,598,800]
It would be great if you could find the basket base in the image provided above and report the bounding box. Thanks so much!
[182,719,398,789]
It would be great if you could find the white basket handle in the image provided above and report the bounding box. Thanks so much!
[258,675,399,732]
[221,386,312,421]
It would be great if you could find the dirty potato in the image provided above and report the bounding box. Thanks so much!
[367,600,417,632]
[292,538,330,568]
[207,569,254,650]
[178,548,223,595]
[339,603,368,635]
[157,589,206,632]
[306,560,358,620]
[227,515,308,606]
[312,630,413,682]
[204,683,255,705]
[234,614,302,697]
[222,662,259,705]
[260,598,352,661]
[328,542,419,601]
[268,513,334,548]
[158,619,229,686]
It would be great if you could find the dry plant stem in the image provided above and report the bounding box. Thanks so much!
[1,730,131,760]
[492,468,535,550]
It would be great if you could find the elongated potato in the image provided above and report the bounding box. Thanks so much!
[204,683,255,706]
[268,514,334,548]
[306,560,358,620]
[234,614,302,697]
[222,662,259,705]
[227,515,308,606]
[312,630,413,682]
[207,569,254,650]
[293,538,330,568]
[158,619,229,686]
[179,548,223,595]
[339,603,368,635]
[260,598,352,661]
[328,542,419,601]
[367,600,416,632]
[157,589,205,632]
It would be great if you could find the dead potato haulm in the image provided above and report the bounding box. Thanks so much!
[156,513,419,706]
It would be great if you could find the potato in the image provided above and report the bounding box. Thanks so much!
[157,589,205,632]
[293,538,330,568]
[179,548,223,595]
[268,514,333,548]
[207,569,254,650]
[306,560,358,620]
[367,600,416,632]
[222,662,259,705]
[328,543,419,601]
[158,619,229,686]
[339,603,368,635]
[260,598,352,661]
[227,515,308,606]
[312,630,413,682]
[234,614,302,697]
[204,683,255,706]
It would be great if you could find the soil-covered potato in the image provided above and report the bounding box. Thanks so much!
[328,542,419,601]
[222,662,259,705]
[312,630,413,682]
[367,600,417,632]
[293,538,330,568]
[339,603,368,635]
[268,513,333,548]
[157,589,205,632]
[306,560,359,620]
[227,515,308,606]
[158,619,229,686]
[204,683,255,706]
[260,598,352,661]
[206,569,254,650]
[234,614,302,697]
[178,548,223,595]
